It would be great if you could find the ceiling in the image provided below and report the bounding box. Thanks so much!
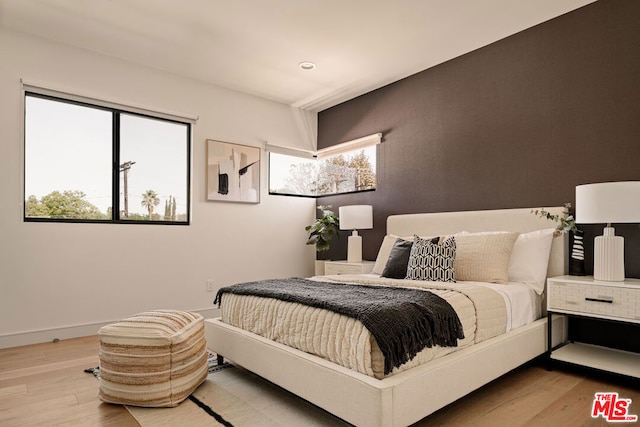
[0,0,595,112]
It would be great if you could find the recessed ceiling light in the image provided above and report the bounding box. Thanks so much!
[299,61,316,70]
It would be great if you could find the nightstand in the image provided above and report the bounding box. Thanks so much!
[324,260,375,275]
[547,275,640,378]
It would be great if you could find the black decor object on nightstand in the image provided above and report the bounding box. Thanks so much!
[569,229,586,276]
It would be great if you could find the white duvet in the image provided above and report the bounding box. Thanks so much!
[219,275,537,379]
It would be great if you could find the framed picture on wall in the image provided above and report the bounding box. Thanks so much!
[206,139,260,203]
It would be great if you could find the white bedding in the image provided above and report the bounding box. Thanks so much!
[218,274,524,379]
[483,281,542,330]
[349,274,541,331]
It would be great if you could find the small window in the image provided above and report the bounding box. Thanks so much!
[268,134,379,197]
[268,152,317,196]
[24,92,191,224]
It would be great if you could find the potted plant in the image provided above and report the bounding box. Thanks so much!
[305,205,340,275]
[531,203,577,236]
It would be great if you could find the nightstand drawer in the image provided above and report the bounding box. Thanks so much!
[324,261,374,275]
[548,281,640,321]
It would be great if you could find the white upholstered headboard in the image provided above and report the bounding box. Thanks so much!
[387,207,568,278]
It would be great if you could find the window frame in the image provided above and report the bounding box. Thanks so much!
[23,90,192,225]
[267,133,380,198]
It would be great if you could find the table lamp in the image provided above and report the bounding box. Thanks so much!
[339,205,373,263]
[575,181,640,281]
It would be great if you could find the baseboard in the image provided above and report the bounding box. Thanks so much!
[0,307,220,349]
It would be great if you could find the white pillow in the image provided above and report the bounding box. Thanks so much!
[508,229,555,294]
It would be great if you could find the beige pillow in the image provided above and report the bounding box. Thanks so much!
[454,232,519,284]
[372,234,401,274]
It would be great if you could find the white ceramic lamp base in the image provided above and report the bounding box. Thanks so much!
[593,227,624,282]
[346,231,363,263]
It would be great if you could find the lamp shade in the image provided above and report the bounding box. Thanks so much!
[575,181,640,224]
[339,205,373,230]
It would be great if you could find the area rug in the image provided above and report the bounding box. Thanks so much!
[126,368,264,426]
[124,357,349,427]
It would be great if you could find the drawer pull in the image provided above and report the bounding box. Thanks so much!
[585,297,613,304]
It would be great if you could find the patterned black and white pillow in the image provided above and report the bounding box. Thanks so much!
[405,235,456,282]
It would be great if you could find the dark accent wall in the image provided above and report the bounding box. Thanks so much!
[317,0,640,278]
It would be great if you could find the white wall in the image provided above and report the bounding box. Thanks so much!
[0,29,317,348]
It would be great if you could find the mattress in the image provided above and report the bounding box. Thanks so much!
[218,274,532,379]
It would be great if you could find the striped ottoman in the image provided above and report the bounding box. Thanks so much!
[98,310,208,407]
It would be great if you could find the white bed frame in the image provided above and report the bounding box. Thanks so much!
[205,207,569,426]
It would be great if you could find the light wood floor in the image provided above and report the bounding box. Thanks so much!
[0,336,638,426]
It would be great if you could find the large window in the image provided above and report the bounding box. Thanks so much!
[268,134,379,197]
[24,92,191,224]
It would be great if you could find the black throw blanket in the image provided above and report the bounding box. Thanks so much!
[214,278,464,375]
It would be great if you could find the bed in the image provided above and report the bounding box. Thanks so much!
[205,207,569,426]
